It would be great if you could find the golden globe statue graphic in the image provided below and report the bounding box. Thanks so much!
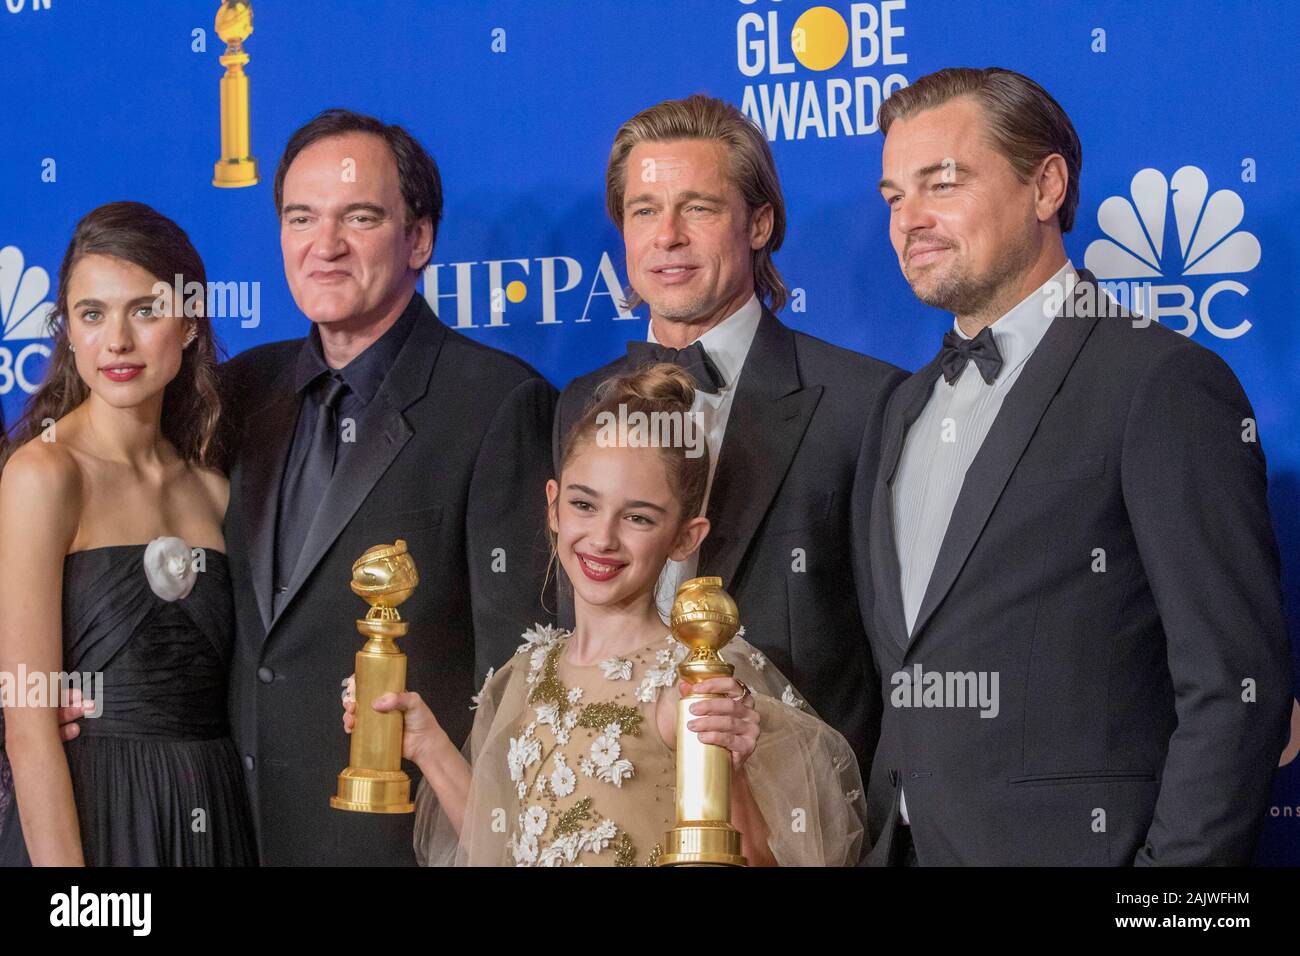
[657,576,747,866]
[332,541,419,813]
[213,0,259,188]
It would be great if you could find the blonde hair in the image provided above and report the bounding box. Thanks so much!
[605,93,787,312]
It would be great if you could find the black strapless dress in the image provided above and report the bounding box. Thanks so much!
[0,545,256,866]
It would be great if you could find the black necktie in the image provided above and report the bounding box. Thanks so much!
[625,340,725,394]
[274,372,350,609]
[939,326,1003,385]
[305,371,350,482]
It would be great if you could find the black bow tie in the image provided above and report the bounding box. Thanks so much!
[626,340,725,394]
[939,326,1003,385]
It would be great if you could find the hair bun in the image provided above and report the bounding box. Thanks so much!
[598,361,696,411]
[561,360,711,523]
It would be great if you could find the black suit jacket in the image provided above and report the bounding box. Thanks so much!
[858,271,1292,865]
[555,307,905,777]
[220,294,556,865]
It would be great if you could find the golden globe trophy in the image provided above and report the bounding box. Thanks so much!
[212,0,259,188]
[331,540,419,814]
[657,576,747,866]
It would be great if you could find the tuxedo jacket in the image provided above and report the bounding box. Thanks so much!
[220,295,556,865]
[857,271,1292,866]
[555,307,906,776]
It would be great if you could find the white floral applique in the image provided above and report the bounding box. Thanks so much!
[516,622,566,657]
[523,805,548,836]
[579,818,618,854]
[507,830,539,865]
[748,650,768,672]
[470,667,495,711]
[538,832,583,867]
[590,721,635,787]
[781,684,806,710]
[535,701,560,729]
[507,727,542,799]
[567,686,584,705]
[596,758,635,788]
[600,656,633,681]
[550,752,576,797]
[635,635,688,703]
[507,805,550,866]
[579,756,595,778]
[554,709,578,746]
[521,796,622,867]
[516,623,569,687]
[590,732,621,768]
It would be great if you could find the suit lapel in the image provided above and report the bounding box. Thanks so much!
[699,309,821,588]
[240,374,301,635]
[871,356,944,652]
[904,278,1103,652]
[267,303,446,635]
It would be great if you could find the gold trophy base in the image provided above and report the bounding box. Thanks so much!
[213,157,259,188]
[657,821,747,867]
[330,767,414,814]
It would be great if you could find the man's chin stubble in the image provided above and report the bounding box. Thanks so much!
[908,266,1001,317]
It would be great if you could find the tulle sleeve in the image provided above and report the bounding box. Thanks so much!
[413,648,533,867]
[722,635,868,866]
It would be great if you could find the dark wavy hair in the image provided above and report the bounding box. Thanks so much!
[2,202,224,469]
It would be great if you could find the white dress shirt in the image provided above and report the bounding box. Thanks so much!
[892,261,1076,825]
[649,293,763,620]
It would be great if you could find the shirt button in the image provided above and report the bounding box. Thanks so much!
[244,755,255,771]
[258,667,275,684]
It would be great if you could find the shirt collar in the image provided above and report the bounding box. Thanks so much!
[294,291,422,405]
[646,293,762,391]
[952,261,1076,386]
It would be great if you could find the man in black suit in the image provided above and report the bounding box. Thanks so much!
[220,110,555,865]
[554,95,905,780]
[860,67,1291,865]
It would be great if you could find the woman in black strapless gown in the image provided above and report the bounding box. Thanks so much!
[0,545,255,865]
[0,202,255,866]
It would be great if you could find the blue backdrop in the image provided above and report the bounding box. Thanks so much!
[1,0,1296,864]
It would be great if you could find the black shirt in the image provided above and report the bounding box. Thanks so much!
[272,293,422,604]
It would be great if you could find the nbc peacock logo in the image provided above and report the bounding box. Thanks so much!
[0,245,55,395]
[1084,166,1260,339]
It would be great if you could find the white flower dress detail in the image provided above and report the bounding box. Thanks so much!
[502,626,683,867]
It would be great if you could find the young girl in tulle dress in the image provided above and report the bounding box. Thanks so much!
[344,363,865,866]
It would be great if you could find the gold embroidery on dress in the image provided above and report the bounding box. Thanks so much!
[529,644,568,711]
[614,833,637,867]
[552,796,593,839]
[505,628,676,866]
[578,701,642,736]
